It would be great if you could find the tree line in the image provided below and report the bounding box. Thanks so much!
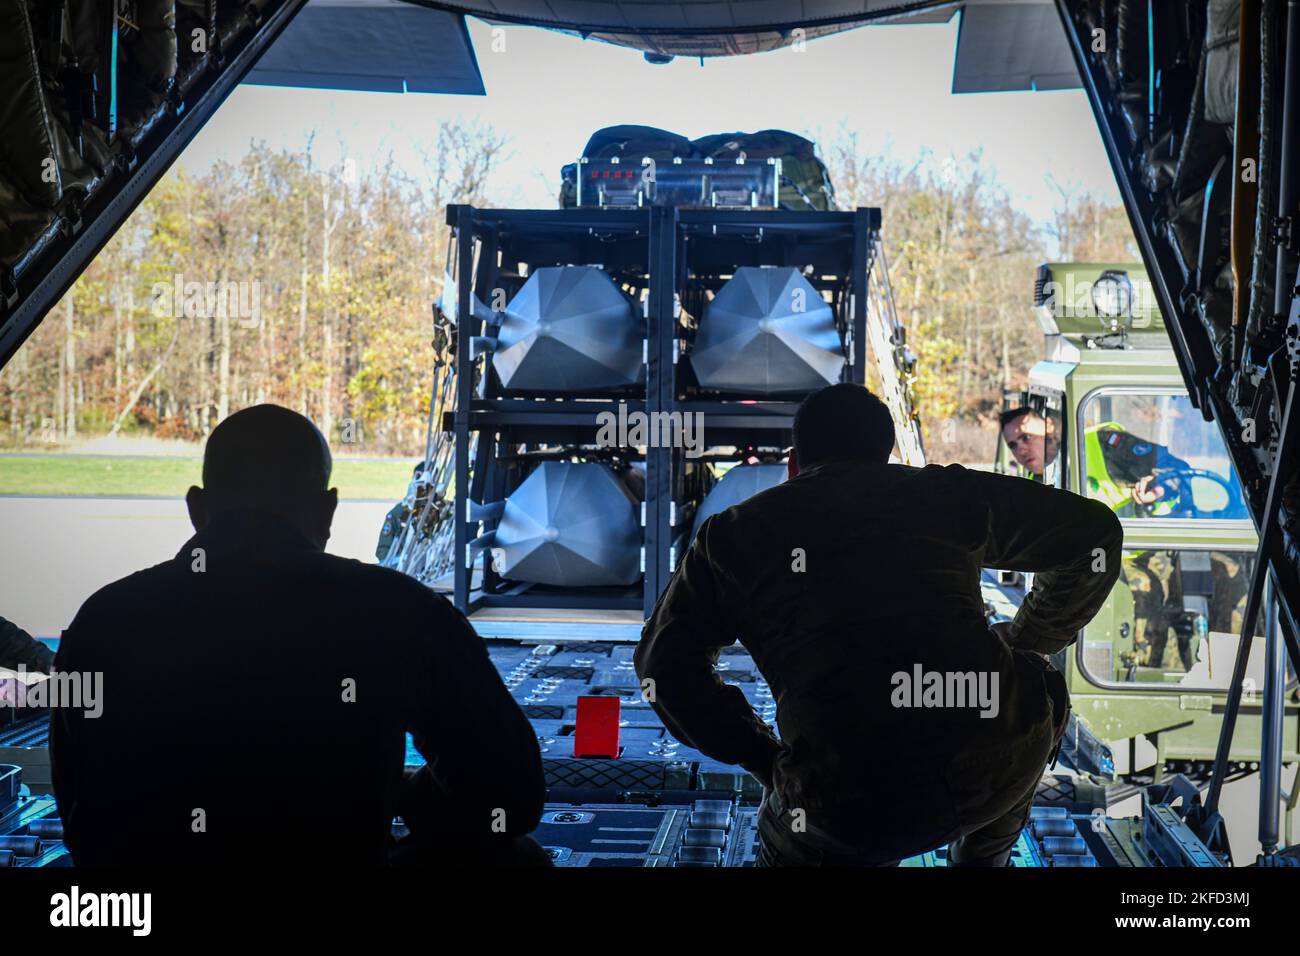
[2,121,506,455]
[825,129,1137,460]
[0,123,1135,460]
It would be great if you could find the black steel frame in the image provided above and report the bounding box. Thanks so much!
[658,207,879,582]
[445,203,880,617]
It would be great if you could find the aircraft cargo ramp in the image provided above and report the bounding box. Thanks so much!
[0,0,1296,888]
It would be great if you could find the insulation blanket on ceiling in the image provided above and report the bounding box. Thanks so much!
[0,0,62,210]
[1204,0,1241,125]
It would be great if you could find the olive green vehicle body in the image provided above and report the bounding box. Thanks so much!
[998,263,1299,776]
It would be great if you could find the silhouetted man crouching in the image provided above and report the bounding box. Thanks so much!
[637,384,1121,866]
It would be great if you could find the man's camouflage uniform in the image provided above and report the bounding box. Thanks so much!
[636,461,1122,866]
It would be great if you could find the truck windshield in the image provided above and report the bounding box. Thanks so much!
[1078,391,1250,520]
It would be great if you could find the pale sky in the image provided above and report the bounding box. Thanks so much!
[185,15,1122,243]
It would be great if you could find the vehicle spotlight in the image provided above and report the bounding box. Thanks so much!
[1091,269,1133,320]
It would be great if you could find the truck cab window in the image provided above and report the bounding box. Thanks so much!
[1078,391,1249,520]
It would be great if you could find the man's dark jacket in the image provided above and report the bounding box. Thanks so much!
[52,511,544,865]
[636,461,1122,858]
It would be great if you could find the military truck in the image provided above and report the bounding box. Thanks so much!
[996,263,1299,788]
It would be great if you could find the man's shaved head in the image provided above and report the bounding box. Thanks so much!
[187,404,338,548]
[203,404,332,498]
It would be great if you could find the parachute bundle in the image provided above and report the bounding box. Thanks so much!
[560,125,834,211]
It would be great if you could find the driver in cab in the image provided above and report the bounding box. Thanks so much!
[998,407,1185,516]
[999,406,1247,673]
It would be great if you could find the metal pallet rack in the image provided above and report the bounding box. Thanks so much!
[445,204,882,616]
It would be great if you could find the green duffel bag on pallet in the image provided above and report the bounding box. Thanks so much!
[560,124,695,207]
[692,129,836,211]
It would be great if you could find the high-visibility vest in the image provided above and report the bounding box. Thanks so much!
[1084,423,1175,518]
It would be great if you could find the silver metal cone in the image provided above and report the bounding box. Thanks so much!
[494,462,641,586]
[690,266,843,394]
[691,462,786,541]
[492,266,644,391]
